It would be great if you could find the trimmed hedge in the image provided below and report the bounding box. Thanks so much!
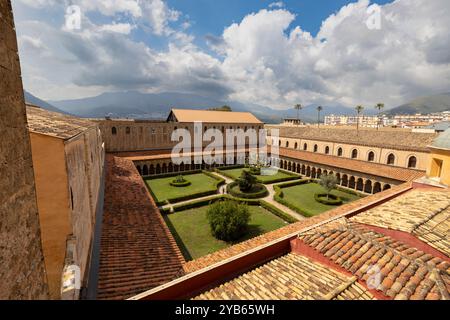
[215,164,245,171]
[227,181,269,199]
[170,195,297,223]
[314,193,343,205]
[273,179,316,218]
[217,167,301,184]
[169,180,192,187]
[145,169,202,180]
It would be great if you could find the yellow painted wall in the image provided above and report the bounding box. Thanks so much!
[427,148,450,186]
[30,133,71,299]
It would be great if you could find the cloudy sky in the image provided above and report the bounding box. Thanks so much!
[12,0,450,109]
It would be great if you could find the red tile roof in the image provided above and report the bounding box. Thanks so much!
[278,147,425,182]
[97,155,185,300]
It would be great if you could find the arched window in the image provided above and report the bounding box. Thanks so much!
[408,156,417,169]
[325,146,330,154]
[387,153,396,165]
[294,142,298,149]
[112,127,117,135]
[126,127,131,134]
[314,144,318,152]
[286,141,289,148]
[337,148,343,157]
[279,140,281,147]
[351,149,358,159]
[303,143,308,151]
[368,151,375,162]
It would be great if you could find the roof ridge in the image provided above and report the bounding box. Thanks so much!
[321,276,358,300]
[412,204,450,235]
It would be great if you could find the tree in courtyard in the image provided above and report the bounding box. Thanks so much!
[375,103,384,130]
[237,170,257,192]
[319,174,338,199]
[207,200,251,241]
[316,105,323,128]
[355,105,364,131]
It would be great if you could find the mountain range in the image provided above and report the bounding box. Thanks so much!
[24,90,450,124]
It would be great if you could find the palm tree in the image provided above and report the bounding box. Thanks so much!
[316,106,323,128]
[294,104,302,126]
[375,103,384,130]
[355,105,364,131]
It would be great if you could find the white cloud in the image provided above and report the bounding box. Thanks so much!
[269,2,284,9]
[13,0,450,109]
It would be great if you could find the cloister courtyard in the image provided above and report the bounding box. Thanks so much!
[143,166,364,260]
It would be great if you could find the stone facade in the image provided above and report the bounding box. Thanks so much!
[0,0,49,299]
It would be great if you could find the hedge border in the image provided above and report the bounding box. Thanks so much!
[170,195,298,223]
[145,170,225,205]
[273,179,316,218]
[314,193,343,205]
[169,180,192,187]
[227,181,269,199]
[216,167,301,185]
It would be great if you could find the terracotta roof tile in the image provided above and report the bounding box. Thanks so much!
[278,147,425,182]
[170,109,263,124]
[97,155,185,300]
[298,220,450,300]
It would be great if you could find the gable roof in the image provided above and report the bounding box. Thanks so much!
[168,108,263,124]
[26,105,96,140]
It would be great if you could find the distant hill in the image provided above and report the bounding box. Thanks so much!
[24,91,68,114]
[386,93,450,115]
[49,90,361,124]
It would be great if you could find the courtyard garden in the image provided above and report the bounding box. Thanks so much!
[144,171,224,206]
[217,166,300,184]
[163,201,289,260]
[274,178,363,217]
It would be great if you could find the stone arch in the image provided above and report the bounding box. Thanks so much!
[407,155,417,169]
[317,168,322,179]
[136,165,142,175]
[383,184,391,191]
[356,178,364,191]
[306,166,311,177]
[112,127,117,135]
[337,147,343,157]
[180,162,185,172]
[162,163,167,173]
[301,164,306,175]
[336,173,341,184]
[126,127,131,134]
[143,165,149,176]
[387,153,396,165]
[149,164,155,175]
[367,151,375,162]
[351,149,358,159]
[288,161,292,171]
[364,180,373,194]
[294,142,298,149]
[156,163,161,174]
[325,146,330,154]
[303,143,308,151]
[314,144,318,152]
[311,167,317,179]
[168,162,174,172]
[296,163,301,174]
[341,174,348,187]
[373,182,381,194]
[348,176,356,189]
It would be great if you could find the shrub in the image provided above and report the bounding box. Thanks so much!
[237,170,257,192]
[314,193,343,205]
[170,175,191,187]
[227,182,269,199]
[206,200,251,241]
[249,166,261,175]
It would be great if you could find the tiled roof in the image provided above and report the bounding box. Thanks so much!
[97,155,185,300]
[193,254,374,300]
[183,183,412,274]
[431,129,450,150]
[269,126,437,152]
[26,105,96,140]
[169,109,262,124]
[299,220,450,300]
[278,147,425,182]
[351,190,450,257]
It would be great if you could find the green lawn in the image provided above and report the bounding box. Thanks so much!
[163,205,289,260]
[219,167,297,184]
[280,183,361,216]
[145,173,220,203]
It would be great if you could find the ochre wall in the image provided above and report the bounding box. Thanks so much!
[30,133,71,299]
[427,148,450,186]
[0,0,49,299]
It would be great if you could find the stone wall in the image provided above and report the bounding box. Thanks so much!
[0,0,49,299]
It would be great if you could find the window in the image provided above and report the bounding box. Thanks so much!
[337,148,343,157]
[351,149,358,159]
[294,142,298,149]
[325,146,330,154]
[408,156,417,169]
[126,127,131,134]
[286,141,289,148]
[387,153,396,165]
[314,144,318,152]
[112,127,117,135]
[368,151,375,162]
[303,143,308,151]
[151,128,156,134]
[278,140,281,147]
